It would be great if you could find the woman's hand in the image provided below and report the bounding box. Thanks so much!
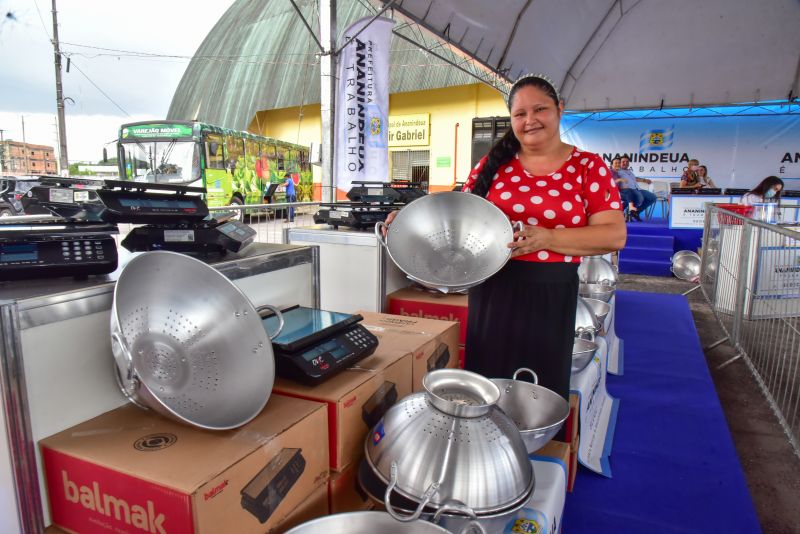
[508,224,554,258]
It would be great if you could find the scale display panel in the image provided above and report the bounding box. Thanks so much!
[266,307,355,347]
[262,306,378,385]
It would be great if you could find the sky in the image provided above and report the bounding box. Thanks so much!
[0,0,235,165]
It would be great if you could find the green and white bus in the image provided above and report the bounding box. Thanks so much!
[117,120,314,207]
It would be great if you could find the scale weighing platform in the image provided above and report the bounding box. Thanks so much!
[262,305,379,385]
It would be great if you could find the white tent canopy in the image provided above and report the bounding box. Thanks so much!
[372,0,800,110]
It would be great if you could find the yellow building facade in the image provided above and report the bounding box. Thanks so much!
[247,83,508,194]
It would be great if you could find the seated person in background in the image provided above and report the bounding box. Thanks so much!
[679,159,703,190]
[740,176,784,205]
[612,157,639,220]
[617,156,656,219]
[696,165,716,188]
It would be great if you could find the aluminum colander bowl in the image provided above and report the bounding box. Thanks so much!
[365,370,533,519]
[111,251,283,430]
[376,192,516,293]
[671,251,701,282]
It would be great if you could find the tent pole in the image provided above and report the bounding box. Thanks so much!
[320,0,337,203]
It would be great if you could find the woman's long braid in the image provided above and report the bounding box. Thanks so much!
[471,130,520,198]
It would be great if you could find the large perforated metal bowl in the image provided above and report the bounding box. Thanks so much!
[364,370,533,520]
[376,192,516,293]
[111,250,283,430]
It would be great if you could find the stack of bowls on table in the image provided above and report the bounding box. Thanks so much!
[578,255,617,303]
[572,296,601,373]
[357,369,566,532]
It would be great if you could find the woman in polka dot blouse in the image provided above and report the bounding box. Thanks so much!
[460,74,626,403]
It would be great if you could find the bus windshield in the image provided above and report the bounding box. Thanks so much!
[120,139,199,184]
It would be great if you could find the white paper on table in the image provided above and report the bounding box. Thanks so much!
[442,458,565,534]
[569,336,620,477]
[603,295,624,376]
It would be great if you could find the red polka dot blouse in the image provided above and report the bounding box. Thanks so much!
[463,148,622,263]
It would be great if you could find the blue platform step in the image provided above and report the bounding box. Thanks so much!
[625,234,675,248]
[619,256,673,276]
[619,219,675,276]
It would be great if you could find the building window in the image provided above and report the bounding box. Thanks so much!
[390,149,430,191]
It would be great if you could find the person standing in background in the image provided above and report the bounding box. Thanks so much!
[283,172,297,222]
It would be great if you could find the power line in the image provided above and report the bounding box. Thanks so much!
[66,59,131,117]
[30,0,51,40]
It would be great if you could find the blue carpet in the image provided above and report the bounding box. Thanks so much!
[564,290,761,533]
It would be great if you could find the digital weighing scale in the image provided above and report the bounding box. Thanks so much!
[96,181,256,255]
[261,305,379,385]
[0,218,119,280]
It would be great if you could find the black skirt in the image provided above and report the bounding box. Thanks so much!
[464,260,578,401]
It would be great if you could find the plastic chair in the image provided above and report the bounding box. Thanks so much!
[646,181,671,220]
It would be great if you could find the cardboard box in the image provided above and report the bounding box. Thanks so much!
[533,440,571,494]
[569,437,579,492]
[358,311,460,392]
[564,393,579,445]
[269,483,328,533]
[328,457,374,514]
[387,288,469,344]
[273,348,412,472]
[40,396,329,534]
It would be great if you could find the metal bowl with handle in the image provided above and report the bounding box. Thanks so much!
[581,298,611,335]
[111,250,284,430]
[578,255,618,286]
[572,337,598,374]
[284,510,484,534]
[671,250,701,282]
[579,281,615,303]
[375,192,518,293]
[575,296,601,339]
[491,368,569,453]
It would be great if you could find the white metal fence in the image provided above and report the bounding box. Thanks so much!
[701,204,800,457]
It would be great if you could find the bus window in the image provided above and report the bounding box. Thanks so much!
[276,145,287,171]
[226,136,244,174]
[256,142,271,181]
[205,133,225,170]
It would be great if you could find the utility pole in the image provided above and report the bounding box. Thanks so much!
[51,0,69,172]
[319,0,336,203]
[0,129,5,174]
[22,116,30,174]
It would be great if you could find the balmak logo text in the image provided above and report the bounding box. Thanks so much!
[398,307,463,323]
[204,479,228,501]
[62,471,166,534]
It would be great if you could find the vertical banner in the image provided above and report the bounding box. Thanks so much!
[334,16,393,193]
